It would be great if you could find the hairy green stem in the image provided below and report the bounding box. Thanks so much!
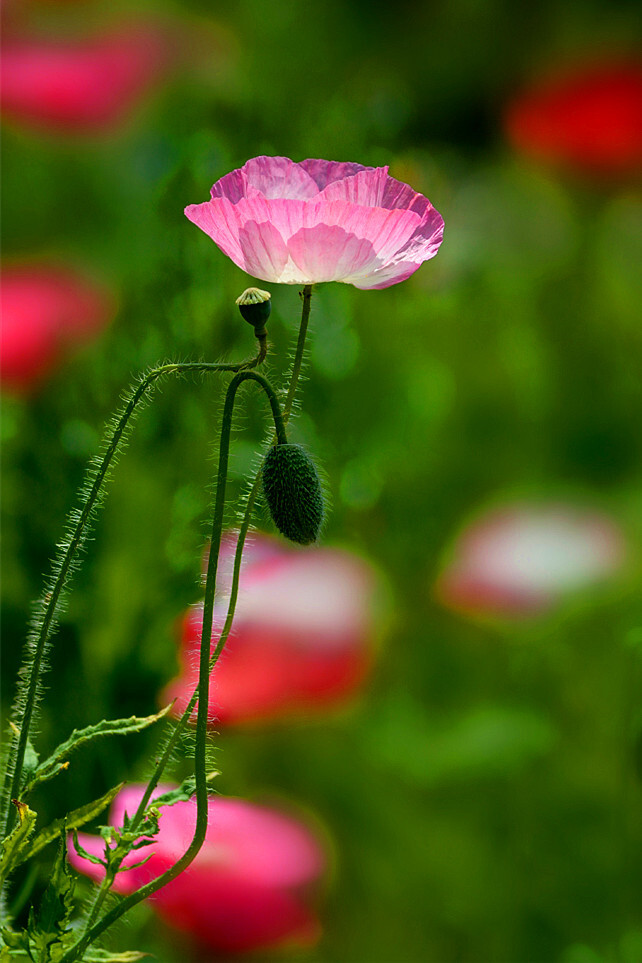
[284,284,312,419]
[61,287,312,961]
[2,347,265,840]
[59,371,286,963]
[131,285,313,817]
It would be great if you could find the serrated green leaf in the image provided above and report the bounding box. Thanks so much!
[128,838,154,853]
[24,707,172,796]
[1,945,30,961]
[123,853,153,872]
[70,830,106,868]
[1,926,31,952]
[37,835,76,941]
[29,929,59,961]
[1,845,78,962]
[16,783,124,868]
[149,769,217,811]
[0,801,37,887]
[148,776,197,809]
[0,947,30,961]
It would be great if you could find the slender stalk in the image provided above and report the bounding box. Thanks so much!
[130,285,313,817]
[59,371,286,963]
[62,288,313,961]
[284,284,312,420]
[132,284,314,810]
[2,348,266,840]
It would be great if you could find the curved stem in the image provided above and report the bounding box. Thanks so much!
[134,284,314,811]
[135,284,313,804]
[59,371,287,963]
[2,348,265,839]
[62,287,312,961]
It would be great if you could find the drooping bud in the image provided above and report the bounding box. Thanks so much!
[236,287,271,333]
[262,443,324,545]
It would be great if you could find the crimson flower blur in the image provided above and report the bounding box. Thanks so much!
[504,60,642,178]
[435,501,627,619]
[0,264,113,393]
[0,22,169,134]
[162,533,387,725]
[68,786,327,955]
[185,155,444,289]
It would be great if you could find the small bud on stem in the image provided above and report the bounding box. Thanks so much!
[262,443,325,545]
[236,288,271,336]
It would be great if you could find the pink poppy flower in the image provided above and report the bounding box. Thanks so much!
[162,534,386,725]
[185,155,444,289]
[0,22,169,134]
[68,785,327,955]
[504,60,642,178]
[435,502,627,619]
[1,264,114,393]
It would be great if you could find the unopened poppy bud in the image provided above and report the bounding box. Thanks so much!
[262,443,324,546]
[236,287,271,332]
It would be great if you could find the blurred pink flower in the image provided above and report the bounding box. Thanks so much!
[504,60,642,179]
[1,264,114,393]
[68,785,327,955]
[0,22,170,134]
[185,155,444,289]
[435,502,627,619]
[162,534,386,725]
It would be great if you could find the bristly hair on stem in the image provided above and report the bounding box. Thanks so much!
[1,349,265,841]
[56,287,314,962]
[235,284,313,533]
[56,369,291,963]
[3,288,313,959]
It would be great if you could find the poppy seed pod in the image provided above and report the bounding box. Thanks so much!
[236,287,271,332]
[262,444,324,545]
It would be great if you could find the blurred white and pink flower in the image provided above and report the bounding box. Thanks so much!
[162,533,388,725]
[435,501,627,619]
[68,786,327,955]
[185,155,444,289]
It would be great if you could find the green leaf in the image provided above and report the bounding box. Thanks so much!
[23,738,40,782]
[1,927,31,953]
[84,951,149,962]
[16,783,124,868]
[148,775,197,809]
[121,853,153,872]
[6,842,78,963]
[149,769,217,811]
[36,836,76,941]
[0,801,37,887]
[70,831,106,868]
[24,707,172,796]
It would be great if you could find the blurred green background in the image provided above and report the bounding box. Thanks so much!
[2,0,642,960]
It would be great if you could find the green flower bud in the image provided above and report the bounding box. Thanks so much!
[262,443,324,545]
[236,287,271,331]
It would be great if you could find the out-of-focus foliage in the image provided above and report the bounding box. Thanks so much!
[2,0,641,960]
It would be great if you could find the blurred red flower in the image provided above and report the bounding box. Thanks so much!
[0,22,170,134]
[504,60,642,178]
[435,501,627,619]
[68,785,327,955]
[162,533,387,725]
[0,264,114,393]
